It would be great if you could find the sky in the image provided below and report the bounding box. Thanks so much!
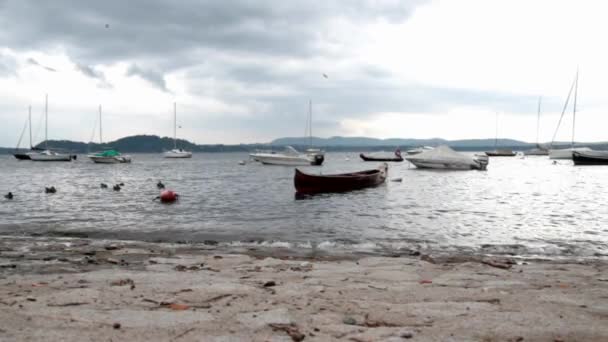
[1,0,608,146]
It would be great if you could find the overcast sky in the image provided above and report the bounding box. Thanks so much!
[1,0,608,146]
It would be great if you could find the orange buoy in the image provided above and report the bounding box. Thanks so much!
[159,190,178,203]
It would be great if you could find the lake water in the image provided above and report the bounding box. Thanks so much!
[1,153,607,259]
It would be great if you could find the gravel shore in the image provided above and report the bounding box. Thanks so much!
[1,236,607,341]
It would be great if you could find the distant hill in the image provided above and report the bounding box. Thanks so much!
[3,135,608,154]
[272,136,531,148]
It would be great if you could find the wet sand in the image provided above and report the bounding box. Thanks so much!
[1,236,607,341]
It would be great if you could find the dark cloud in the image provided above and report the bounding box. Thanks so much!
[74,63,112,88]
[26,57,56,72]
[126,64,168,92]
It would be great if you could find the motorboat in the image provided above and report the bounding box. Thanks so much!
[164,103,192,159]
[87,106,131,164]
[573,150,608,165]
[406,146,434,155]
[405,145,488,170]
[88,149,131,164]
[524,145,549,156]
[250,146,324,166]
[294,163,387,195]
[549,147,592,160]
[360,149,403,162]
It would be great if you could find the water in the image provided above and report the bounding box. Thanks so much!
[1,153,607,259]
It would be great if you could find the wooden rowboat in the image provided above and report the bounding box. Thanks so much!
[294,163,388,195]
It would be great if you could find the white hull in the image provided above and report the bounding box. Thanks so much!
[408,160,481,170]
[549,147,592,160]
[29,150,72,162]
[524,148,549,156]
[164,150,192,158]
[89,155,131,164]
[250,154,314,166]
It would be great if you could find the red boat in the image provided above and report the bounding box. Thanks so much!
[359,149,403,162]
[294,163,388,195]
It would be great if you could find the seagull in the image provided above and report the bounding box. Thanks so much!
[157,181,165,189]
[100,183,108,189]
[323,73,328,78]
[4,192,13,200]
[45,186,57,194]
[105,24,110,29]
[113,184,121,191]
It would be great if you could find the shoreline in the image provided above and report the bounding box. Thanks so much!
[1,236,607,341]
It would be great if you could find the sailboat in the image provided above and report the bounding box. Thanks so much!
[524,97,549,156]
[485,112,516,157]
[164,102,192,158]
[549,69,592,159]
[249,100,324,166]
[29,95,74,162]
[13,106,43,160]
[88,105,132,164]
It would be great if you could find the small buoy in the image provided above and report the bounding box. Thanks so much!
[45,186,56,194]
[100,183,108,189]
[4,192,13,200]
[238,160,246,165]
[113,184,121,191]
[157,181,165,189]
[159,190,178,203]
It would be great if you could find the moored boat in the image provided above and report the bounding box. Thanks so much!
[29,149,74,162]
[163,103,192,159]
[573,150,608,165]
[485,149,516,157]
[294,163,388,195]
[360,149,403,162]
[251,146,324,166]
[406,145,489,170]
[406,146,433,155]
[89,149,131,164]
[549,147,591,160]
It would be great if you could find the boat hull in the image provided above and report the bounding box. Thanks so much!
[573,151,608,165]
[359,153,403,162]
[524,148,549,156]
[29,152,73,162]
[485,150,516,157]
[251,153,323,166]
[408,160,484,170]
[549,147,592,160]
[164,151,192,158]
[13,153,31,160]
[89,155,131,164]
[294,163,387,195]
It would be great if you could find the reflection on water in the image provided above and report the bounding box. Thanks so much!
[0,153,607,259]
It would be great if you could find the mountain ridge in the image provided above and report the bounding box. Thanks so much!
[3,134,606,154]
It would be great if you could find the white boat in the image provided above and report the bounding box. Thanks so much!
[549,147,592,160]
[548,69,591,160]
[30,94,74,162]
[406,146,434,155]
[405,145,489,170]
[164,102,192,158]
[250,146,324,166]
[250,100,324,166]
[88,105,131,164]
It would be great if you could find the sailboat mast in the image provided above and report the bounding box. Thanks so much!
[173,102,177,150]
[494,112,498,149]
[571,69,579,149]
[99,105,103,144]
[28,105,32,149]
[308,99,312,149]
[536,97,541,145]
[44,94,48,149]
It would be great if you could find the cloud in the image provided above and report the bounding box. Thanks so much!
[126,64,168,92]
[74,63,113,88]
[26,57,56,72]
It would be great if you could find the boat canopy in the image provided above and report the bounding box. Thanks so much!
[94,149,121,157]
[409,145,476,164]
